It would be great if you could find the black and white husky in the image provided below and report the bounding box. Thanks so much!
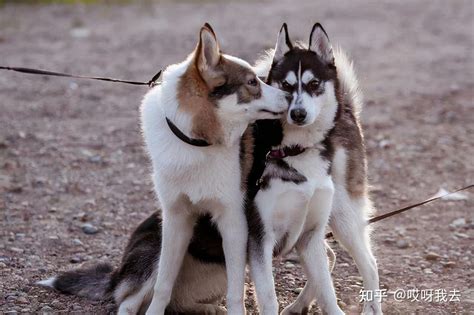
[38,23,288,315]
[246,23,382,314]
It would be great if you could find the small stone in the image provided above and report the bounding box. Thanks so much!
[88,155,102,164]
[72,238,83,246]
[81,223,99,235]
[450,218,466,228]
[51,299,62,308]
[70,256,82,263]
[396,239,409,249]
[423,268,433,274]
[0,262,7,268]
[425,252,441,261]
[16,296,28,304]
[284,262,296,268]
[293,287,303,294]
[453,232,469,239]
[41,305,54,313]
[441,261,456,268]
[10,247,24,254]
[72,304,83,310]
[4,311,18,315]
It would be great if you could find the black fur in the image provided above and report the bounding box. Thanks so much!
[244,119,284,249]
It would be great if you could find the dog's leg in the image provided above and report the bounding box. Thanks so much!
[329,195,382,315]
[117,277,154,315]
[146,206,196,315]
[249,235,278,315]
[287,183,343,315]
[215,202,247,315]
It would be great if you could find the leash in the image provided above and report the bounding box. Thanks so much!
[0,66,162,87]
[325,184,473,239]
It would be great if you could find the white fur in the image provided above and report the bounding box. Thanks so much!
[284,71,297,85]
[36,277,56,288]
[141,53,288,315]
[333,46,363,115]
[301,70,314,84]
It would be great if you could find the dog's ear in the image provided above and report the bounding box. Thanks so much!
[197,23,221,73]
[273,23,292,62]
[309,23,334,65]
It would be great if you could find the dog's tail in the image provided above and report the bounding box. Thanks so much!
[37,262,114,301]
[333,46,364,115]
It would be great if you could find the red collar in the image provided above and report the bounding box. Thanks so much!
[266,145,306,160]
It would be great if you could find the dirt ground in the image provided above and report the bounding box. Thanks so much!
[0,0,473,314]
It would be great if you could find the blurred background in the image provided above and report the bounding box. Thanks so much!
[0,0,472,313]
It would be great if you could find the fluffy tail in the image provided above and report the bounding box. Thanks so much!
[37,263,113,301]
[333,46,364,115]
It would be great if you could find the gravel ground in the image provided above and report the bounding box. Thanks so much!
[0,0,473,314]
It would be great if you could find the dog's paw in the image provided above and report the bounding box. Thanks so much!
[280,305,310,315]
[362,301,382,315]
[193,304,227,315]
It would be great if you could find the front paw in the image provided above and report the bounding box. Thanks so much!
[362,301,382,315]
[281,305,310,315]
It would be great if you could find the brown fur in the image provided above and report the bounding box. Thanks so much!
[177,26,262,145]
[332,80,367,198]
[177,63,224,144]
[239,127,255,190]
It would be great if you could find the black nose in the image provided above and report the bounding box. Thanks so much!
[290,108,307,123]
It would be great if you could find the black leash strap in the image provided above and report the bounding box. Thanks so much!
[326,184,473,239]
[0,66,161,87]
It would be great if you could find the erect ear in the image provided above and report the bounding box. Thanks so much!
[196,23,221,74]
[309,23,334,65]
[273,23,293,62]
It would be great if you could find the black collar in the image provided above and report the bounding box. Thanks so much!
[266,145,306,160]
[166,117,211,147]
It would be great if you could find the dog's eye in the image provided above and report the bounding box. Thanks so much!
[308,79,320,89]
[281,80,292,90]
[247,78,258,86]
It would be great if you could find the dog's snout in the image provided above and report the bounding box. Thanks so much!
[290,108,307,123]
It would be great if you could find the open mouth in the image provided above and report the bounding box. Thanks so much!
[259,109,285,116]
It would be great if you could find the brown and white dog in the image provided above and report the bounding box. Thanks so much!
[246,23,382,314]
[38,23,289,315]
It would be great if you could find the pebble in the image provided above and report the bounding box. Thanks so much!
[4,311,18,315]
[16,296,28,304]
[425,252,441,261]
[81,223,99,235]
[70,256,82,263]
[450,218,466,228]
[284,262,296,268]
[293,287,303,294]
[423,268,433,274]
[72,238,84,246]
[453,232,469,239]
[396,239,409,249]
[0,262,7,268]
[72,304,83,310]
[41,305,54,312]
[9,247,24,254]
[441,261,456,268]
